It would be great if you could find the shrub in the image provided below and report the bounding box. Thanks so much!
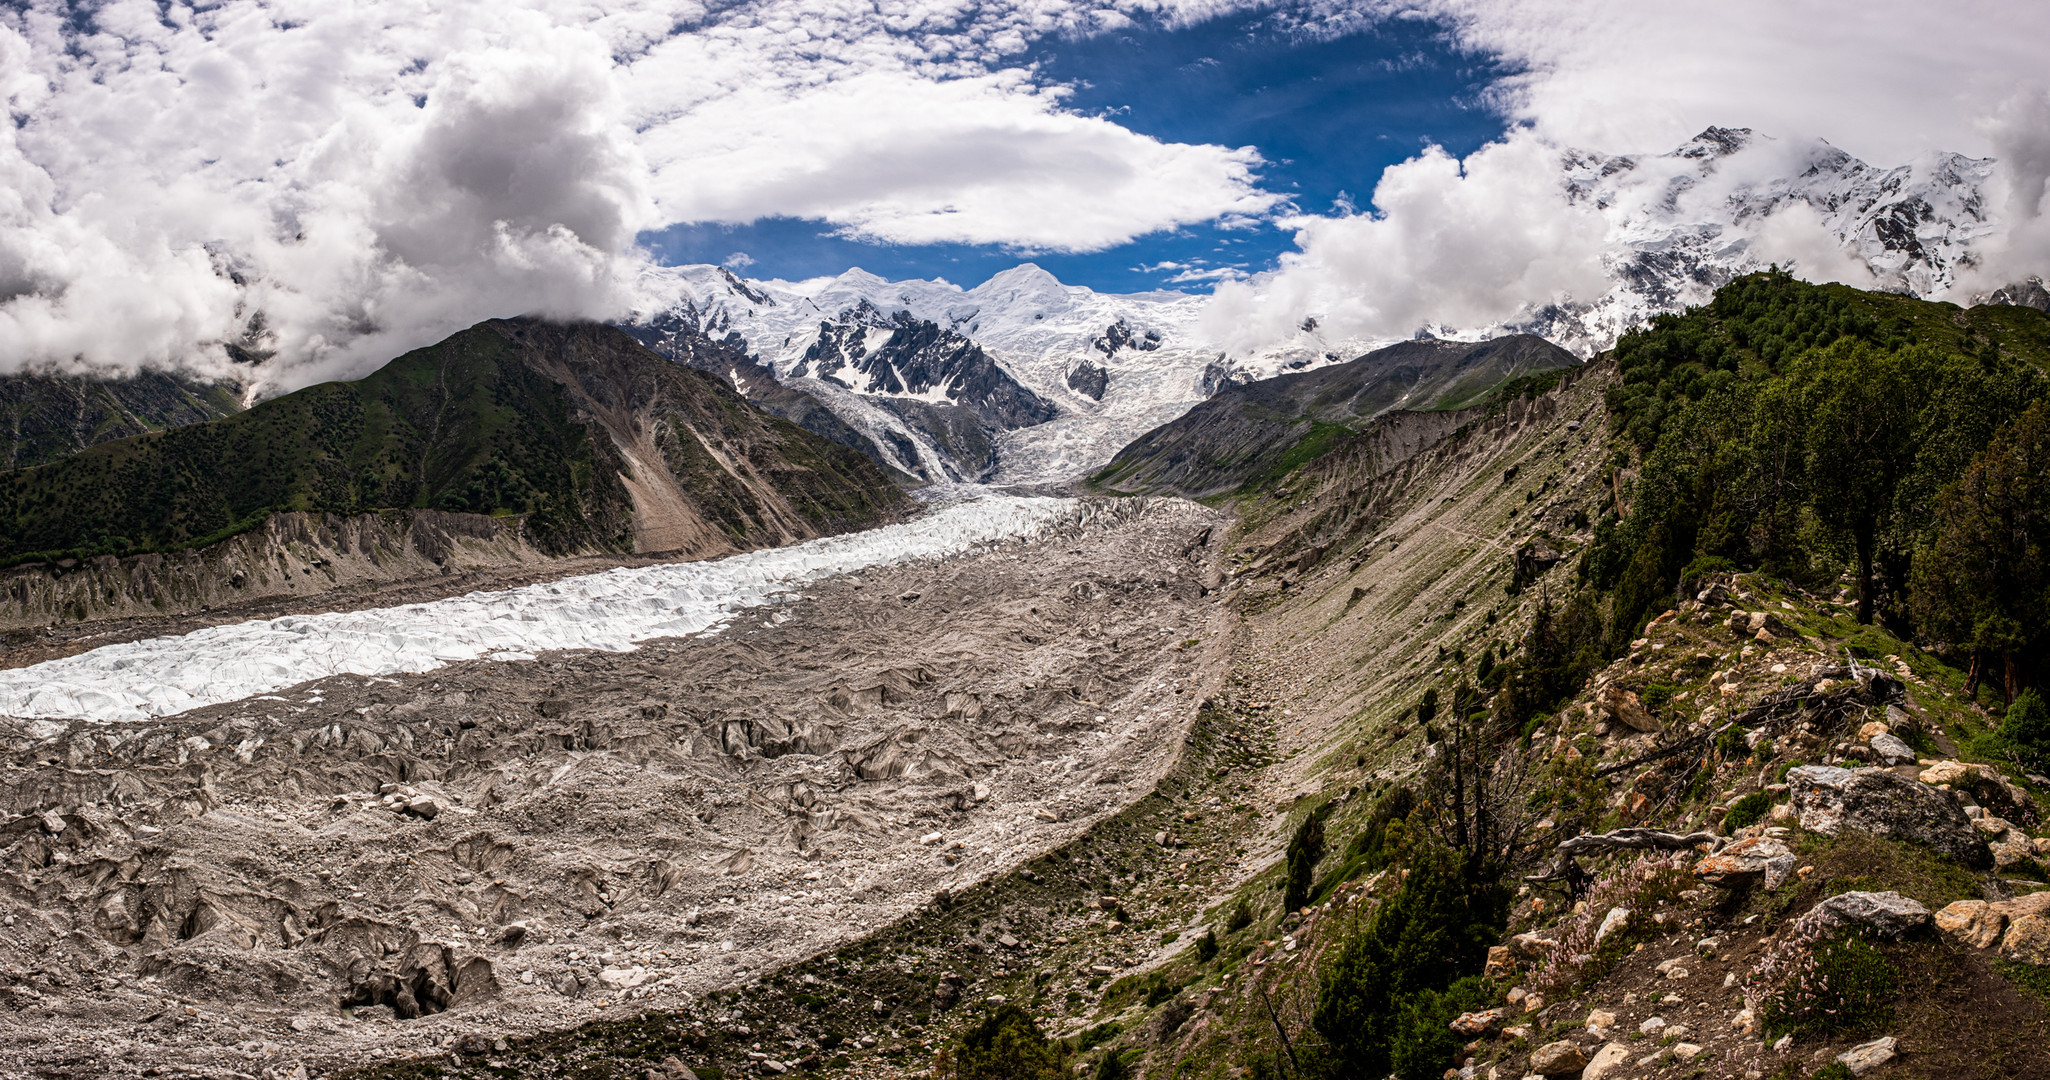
[933,1005,1068,1080]
[1226,901,1254,934]
[1680,554,1737,596]
[1283,807,1327,912]
[1195,930,1219,962]
[1313,844,1509,1079]
[1996,689,2050,773]
[1753,931,1897,1040]
[1723,791,1774,832]
[1529,855,1693,995]
[1387,977,1497,1080]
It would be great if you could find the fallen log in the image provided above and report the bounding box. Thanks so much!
[1554,827,1721,855]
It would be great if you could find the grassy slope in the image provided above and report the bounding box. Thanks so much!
[1091,336,1578,501]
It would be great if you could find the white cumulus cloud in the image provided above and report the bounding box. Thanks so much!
[1203,131,1609,350]
[0,0,1282,388]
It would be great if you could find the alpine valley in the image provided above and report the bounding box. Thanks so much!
[4,124,2050,1080]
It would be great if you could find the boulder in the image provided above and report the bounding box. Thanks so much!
[1694,836,1796,889]
[1485,945,1515,979]
[1919,760,2033,817]
[1529,1040,1588,1076]
[1728,611,1790,638]
[2001,914,2050,965]
[1868,732,1916,766]
[1991,834,2037,869]
[1837,1037,1897,1075]
[1593,906,1631,946]
[1813,891,1929,938]
[1788,765,1991,867]
[1581,1042,1632,1080]
[1507,932,1557,960]
[1450,1008,1506,1036]
[1935,900,2008,949]
[1597,684,1661,733]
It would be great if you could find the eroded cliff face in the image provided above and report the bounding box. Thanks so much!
[0,510,561,632]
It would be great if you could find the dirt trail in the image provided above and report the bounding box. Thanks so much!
[0,498,1230,1080]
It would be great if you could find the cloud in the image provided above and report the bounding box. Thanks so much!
[638,68,1275,250]
[1197,0,2050,353]
[1400,0,2050,165]
[1203,131,1608,351]
[0,0,1285,386]
[1,5,652,389]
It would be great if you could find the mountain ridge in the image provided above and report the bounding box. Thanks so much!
[0,318,906,566]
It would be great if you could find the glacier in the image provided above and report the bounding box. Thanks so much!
[0,493,1087,726]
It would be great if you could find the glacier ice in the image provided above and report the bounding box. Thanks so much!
[0,493,1081,725]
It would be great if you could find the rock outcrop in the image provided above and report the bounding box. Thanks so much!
[1787,765,1992,867]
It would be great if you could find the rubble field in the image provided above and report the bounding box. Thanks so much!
[0,497,1232,1080]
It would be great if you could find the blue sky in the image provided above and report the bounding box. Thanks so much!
[639,11,1511,294]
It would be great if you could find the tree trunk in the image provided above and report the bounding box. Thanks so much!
[2004,652,2021,709]
[1964,651,1983,702]
[1854,528,1877,625]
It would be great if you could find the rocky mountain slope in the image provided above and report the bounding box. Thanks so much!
[0,370,243,471]
[0,318,906,568]
[261,275,2050,1080]
[1090,335,1579,499]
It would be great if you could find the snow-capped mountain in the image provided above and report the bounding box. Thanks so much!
[1514,127,2004,353]
[626,128,2030,486]
[626,264,1244,485]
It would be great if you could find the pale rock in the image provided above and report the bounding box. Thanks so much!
[1856,720,1890,741]
[1672,1043,1704,1061]
[1868,732,1915,765]
[1836,1036,1897,1075]
[1597,685,1661,732]
[1991,833,2037,869]
[1585,1009,1617,1031]
[1580,1041,1632,1080]
[1594,907,1631,946]
[1451,1008,1508,1036]
[1813,890,1930,938]
[1935,901,2006,949]
[1528,1041,1589,1076]
[1638,1016,1666,1035]
[2001,913,2050,965]
[1695,835,1796,889]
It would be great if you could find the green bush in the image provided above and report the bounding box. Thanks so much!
[1387,977,1497,1080]
[1723,791,1774,832]
[1226,901,1254,934]
[1995,689,2050,773]
[1756,932,1898,1040]
[1680,554,1737,596]
[1283,807,1327,912]
[1195,929,1219,962]
[935,1005,1068,1080]
[1313,844,1509,1080]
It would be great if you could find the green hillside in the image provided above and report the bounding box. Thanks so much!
[0,369,243,470]
[0,318,906,564]
[1590,270,2050,689]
